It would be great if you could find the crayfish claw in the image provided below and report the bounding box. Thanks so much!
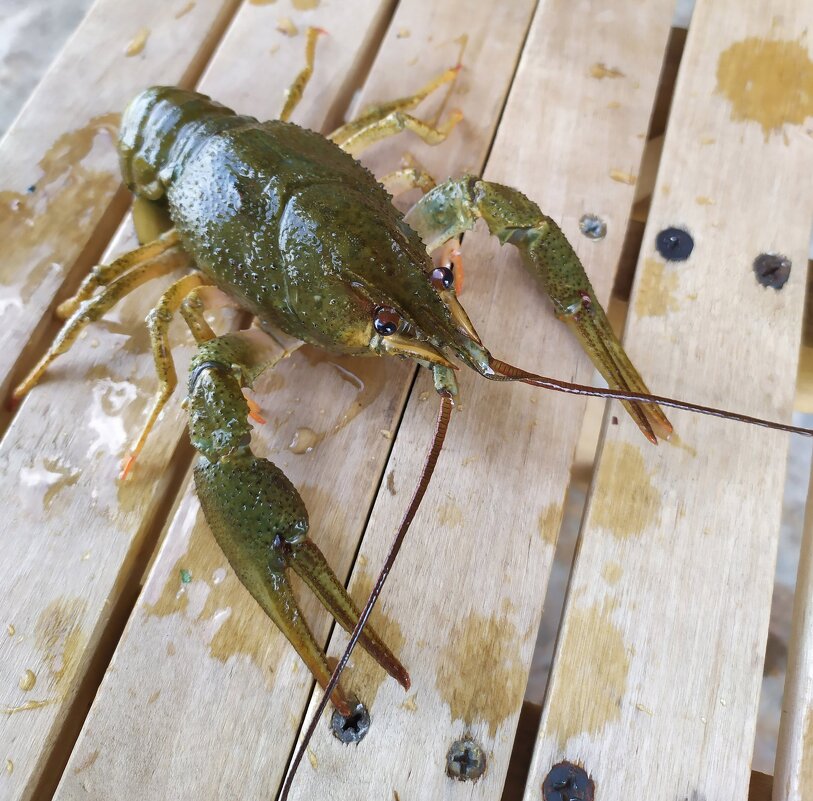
[288,540,410,690]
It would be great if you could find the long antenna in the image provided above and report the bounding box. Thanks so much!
[488,358,813,438]
[279,391,454,801]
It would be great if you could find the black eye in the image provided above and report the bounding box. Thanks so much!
[430,265,455,291]
[374,307,401,336]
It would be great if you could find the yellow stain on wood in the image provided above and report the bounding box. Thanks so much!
[18,669,36,692]
[3,698,57,715]
[5,759,12,774]
[537,503,561,546]
[609,169,636,185]
[36,597,87,690]
[343,570,406,704]
[73,749,99,775]
[695,195,714,206]
[249,0,277,4]
[401,694,418,712]
[591,442,660,539]
[634,258,679,318]
[545,602,630,748]
[124,28,150,57]
[0,114,120,310]
[700,136,716,145]
[293,0,320,8]
[601,562,623,585]
[668,433,697,458]
[589,63,625,79]
[175,2,195,18]
[277,17,299,36]
[144,525,282,684]
[716,37,813,140]
[435,613,524,737]
[437,501,464,528]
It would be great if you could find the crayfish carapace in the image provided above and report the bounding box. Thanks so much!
[11,29,813,792]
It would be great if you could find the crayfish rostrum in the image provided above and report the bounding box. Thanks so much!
[12,29,810,749]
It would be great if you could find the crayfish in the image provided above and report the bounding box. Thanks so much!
[11,28,812,796]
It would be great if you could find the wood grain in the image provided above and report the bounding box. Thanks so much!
[774,474,813,800]
[523,1,813,799]
[285,1,678,798]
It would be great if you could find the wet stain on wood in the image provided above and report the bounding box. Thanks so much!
[591,442,660,539]
[125,28,150,57]
[73,749,99,775]
[716,37,813,140]
[589,63,625,79]
[438,501,464,528]
[634,258,679,318]
[545,602,630,747]
[609,169,636,185]
[0,114,120,314]
[435,612,525,737]
[144,523,282,685]
[537,503,561,546]
[35,597,87,690]
[601,562,622,585]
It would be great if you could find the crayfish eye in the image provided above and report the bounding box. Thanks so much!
[430,265,455,291]
[373,307,401,336]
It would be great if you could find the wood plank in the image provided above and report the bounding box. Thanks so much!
[523,1,813,799]
[44,1,542,799]
[774,474,813,800]
[0,0,243,411]
[0,3,396,800]
[285,1,678,798]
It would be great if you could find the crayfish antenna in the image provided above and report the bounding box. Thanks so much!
[279,389,455,801]
[484,355,813,439]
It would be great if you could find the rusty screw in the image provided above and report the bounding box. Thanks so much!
[753,252,791,289]
[656,226,694,261]
[446,736,486,781]
[579,214,607,240]
[330,700,370,744]
[542,761,594,801]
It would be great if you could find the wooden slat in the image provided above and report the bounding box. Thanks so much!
[524,1,813,799]
[45,1,542,799]
[0,3,396,800]
[286,2,679,798]
[774,473,813,800]
[0,0,242,409]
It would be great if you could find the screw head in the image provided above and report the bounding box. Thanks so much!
[753,252,791,289]
[330,700,370,744]
[655,226,694,261]
[579,213,607,240]
[542,761,594,801]
[445,736,486,782]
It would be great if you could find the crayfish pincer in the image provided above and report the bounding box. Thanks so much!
[12,29,813,741]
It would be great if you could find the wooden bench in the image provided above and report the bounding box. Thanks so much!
[2,1,812,798]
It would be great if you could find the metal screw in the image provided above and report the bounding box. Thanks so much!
[542,761,594,801]
[753,252,791,289]
[445,736,486,782]
[655,226,694,261]
[330,700,370,744]
[579,214,607,240]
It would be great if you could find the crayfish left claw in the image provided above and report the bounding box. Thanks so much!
[187,338,408,711]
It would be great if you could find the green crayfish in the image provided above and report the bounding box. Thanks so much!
[12,30,810,763]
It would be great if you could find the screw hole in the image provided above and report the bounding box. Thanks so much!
[330,700,370,744]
